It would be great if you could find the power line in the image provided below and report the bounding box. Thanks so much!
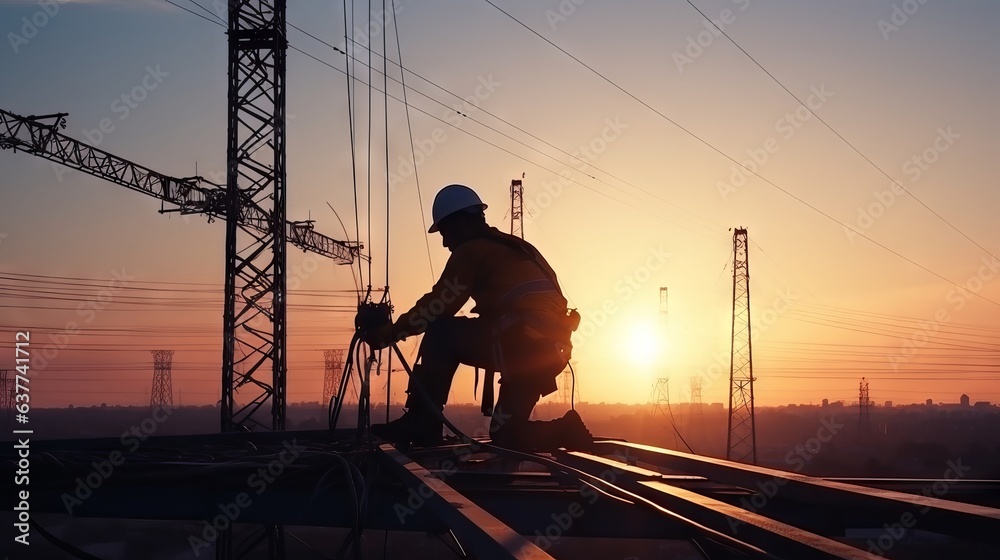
[278,10,725,234]
[161,0,220,25]
[390,4,434,279]
[477,0,1000,309]
[181,0,224,25]
[287,41,722,237]
[682,0,999,266]
[159,0,727,241]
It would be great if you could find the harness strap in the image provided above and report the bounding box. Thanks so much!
[496,278,558,309]
[474,367,494,413]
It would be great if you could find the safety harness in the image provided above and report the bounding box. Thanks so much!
[473,229,579,416]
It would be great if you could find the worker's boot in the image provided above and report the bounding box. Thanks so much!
[557,410,594,450]
[373,365,445,447]
[372,409,442,447]
[523,410,593,451]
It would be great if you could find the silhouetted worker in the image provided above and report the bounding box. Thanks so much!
[365,184,591,449]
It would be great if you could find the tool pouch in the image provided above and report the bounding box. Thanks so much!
[494,310,577,388]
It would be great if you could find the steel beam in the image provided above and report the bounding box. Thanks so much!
[599,441,1000,543]
[0,109,360,263]
[378,444,556,560]
[558,451,882,560]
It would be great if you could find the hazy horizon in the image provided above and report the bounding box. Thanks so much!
[1,0,998,409]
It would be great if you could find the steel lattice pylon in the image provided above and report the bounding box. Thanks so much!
[222,0,288,432]
[557,368,571,404]
[322,349,345,406]
[727,228,756,464]
[510,178,524,239]
[859,377,871,439]
[651,377,670,416]
[690,377,702,405]
[1,369,13,428]
[0,370,12,410]
[660,287,668,323]
[150,350,174,409]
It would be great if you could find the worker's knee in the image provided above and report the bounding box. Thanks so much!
[418,318,456,356]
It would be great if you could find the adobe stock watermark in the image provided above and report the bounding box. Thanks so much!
[394,276,470,338]
[865,458,971,556]
[751,287,798,340]
[544,0,591,31]
[697,286,798,392]
[388,74,502,192]
[533,452,630,550]
[394,414,514,524]
[888,255,998,369]
[878,0,931,41]
[335,0,415,54]
[524,117,628,222]
[7,0,71,54]
[240,250,328,335]
[717,84,834,201]
[843,126,958,243]
[188,439,306,556]
[53,65,170,183]
[571,246,670,350]
[729,415,844,533]
[60,406,174,514]
[671,0,751,73]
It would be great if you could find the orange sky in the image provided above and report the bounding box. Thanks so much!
[1,0,998,409]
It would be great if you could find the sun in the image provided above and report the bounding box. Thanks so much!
[624,321,666,368]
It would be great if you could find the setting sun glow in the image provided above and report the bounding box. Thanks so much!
[625,321,665,368]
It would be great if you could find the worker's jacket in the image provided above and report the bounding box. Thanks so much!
[395,227,573,394]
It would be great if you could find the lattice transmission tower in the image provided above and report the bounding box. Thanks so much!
[651,377,678,447]
[510,178,524,239]
[0,370,12,408]
[323,349,345,406]
[660,287,668,323]
[557,367,572,405]
[859,377,871,439]
[651,378,670,416]
[0,370,11,428]
[727,227,757,464]
[221,0,289,432]
[690,377,702,406]
[150,350,174,409]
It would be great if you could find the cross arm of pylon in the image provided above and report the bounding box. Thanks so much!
[0,108,363,264]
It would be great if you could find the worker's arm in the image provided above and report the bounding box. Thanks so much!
[391,242,479,340]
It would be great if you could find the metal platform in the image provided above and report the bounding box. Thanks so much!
[4,430,1000,559]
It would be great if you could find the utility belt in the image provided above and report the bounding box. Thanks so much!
[476,306,581,416]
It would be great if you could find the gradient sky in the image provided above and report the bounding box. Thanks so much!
[1,0,998,409]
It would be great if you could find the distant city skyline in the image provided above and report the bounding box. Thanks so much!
[1,1,998,408]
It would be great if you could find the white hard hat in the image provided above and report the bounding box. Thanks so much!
[428,184,487,233]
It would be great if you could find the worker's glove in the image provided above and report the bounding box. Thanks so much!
[363,323,395,350]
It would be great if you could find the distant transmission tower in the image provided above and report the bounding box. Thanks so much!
[0,370,11,427]
[659,286,668,322]
[690,377,702,406]
[651,377,677,447]
[727,227,757,464]
[510,178,524,239]
[323,349,345,406]
[150,350,174,409]
[690,376,703,438]
[0,369,13,409]
[859,377,871,439]
[558,367,572,405]
[651,378,670,415]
